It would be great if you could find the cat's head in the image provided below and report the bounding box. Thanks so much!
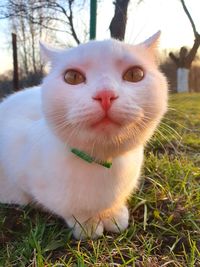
[41,32,168,159]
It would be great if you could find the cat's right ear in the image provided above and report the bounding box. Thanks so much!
[40,41,62,63]
[142,31,161,49]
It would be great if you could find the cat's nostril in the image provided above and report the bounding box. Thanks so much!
[93,90,118,111]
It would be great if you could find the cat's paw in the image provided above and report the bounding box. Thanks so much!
[102,205,129,233]
[66,216,104,240]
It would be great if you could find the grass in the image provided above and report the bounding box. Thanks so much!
[0,93,200,267]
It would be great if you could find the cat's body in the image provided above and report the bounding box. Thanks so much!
[0,33,168,239]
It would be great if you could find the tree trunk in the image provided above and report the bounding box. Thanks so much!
[177,68,189,92]
[12,33,19,91]
[30,21,37,73]
[20,15,29,76]
[169,37,200,92]
[169,0,200,93]
[109,0,130,40]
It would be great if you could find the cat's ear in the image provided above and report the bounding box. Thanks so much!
[141,31,161,50]
[40,41,62,63]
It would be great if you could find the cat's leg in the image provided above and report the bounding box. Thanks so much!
[0,165,31,205]
[101,205,129,233]
[66,214,104,240]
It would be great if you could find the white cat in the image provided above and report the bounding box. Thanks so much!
[0,32,167,239]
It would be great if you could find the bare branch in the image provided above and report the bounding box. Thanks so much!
[185,35,200,66]
[67,0,80,44]
[180,0,198,37]
[1,0,82,44]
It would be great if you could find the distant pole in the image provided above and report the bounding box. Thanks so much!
[12,33,19,91]
[89,0,97,40]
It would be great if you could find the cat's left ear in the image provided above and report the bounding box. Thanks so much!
[40,41,63,63]
[141,31,161,50]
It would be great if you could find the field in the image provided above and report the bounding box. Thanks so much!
[0,93,200,267]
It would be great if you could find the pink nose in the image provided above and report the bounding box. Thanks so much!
[93,90,118,111]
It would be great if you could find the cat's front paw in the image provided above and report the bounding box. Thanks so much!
[102,205,129,233]
[66,216,104,240]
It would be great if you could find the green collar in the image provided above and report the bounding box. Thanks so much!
[71,148,112,168]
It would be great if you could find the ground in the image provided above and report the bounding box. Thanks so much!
[0,93,200,267]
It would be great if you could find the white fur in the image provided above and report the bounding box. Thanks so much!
[0,35,168,239]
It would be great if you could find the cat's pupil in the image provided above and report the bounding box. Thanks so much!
[123,66,144,83]
[64,70,85,85]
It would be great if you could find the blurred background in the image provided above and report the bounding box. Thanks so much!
[0,0,200,97]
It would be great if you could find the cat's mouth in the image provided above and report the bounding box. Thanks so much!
[91,115,121,128]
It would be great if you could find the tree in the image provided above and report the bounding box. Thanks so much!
[0,0,85,45]
[1,0,60,83]
[0,0,91,89]
[0,0,136,89]
[169,0,200,92]
[109,0,130,40]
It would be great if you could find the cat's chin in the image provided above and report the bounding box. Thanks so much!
[66,134,143,161]
[63,123,146,159]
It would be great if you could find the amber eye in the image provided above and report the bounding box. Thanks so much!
[123,66,144,83]
[64,69,85,85]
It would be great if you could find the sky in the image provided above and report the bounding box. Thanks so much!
[0,0,200,73]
